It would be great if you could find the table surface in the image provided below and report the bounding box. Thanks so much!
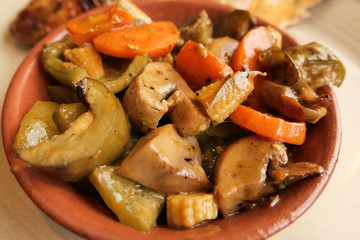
[1,0,359,239]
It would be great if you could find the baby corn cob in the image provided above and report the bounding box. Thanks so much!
[167,193,218,228]
[64,45,105,79]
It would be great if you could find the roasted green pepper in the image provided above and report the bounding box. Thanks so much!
[42,37,88,87]
[16,78,130,181]
[100,54,149,93]
[52,102,88,133]
[259,80,332,123]
[13,101,59,150]
[89,165,165,232]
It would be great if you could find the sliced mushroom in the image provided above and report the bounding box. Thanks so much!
[268,162,324,182]
[17,78,130,181]
[167,90,210,136]
[214,135,288,217]
[214,134,324,217]
[123,62,210,135]
[118,124,212,195]
[206,37,239,65]
[123,62,177,132]
[259,80,330,123]
[260,161,324,200]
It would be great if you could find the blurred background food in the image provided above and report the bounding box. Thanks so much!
[10,0,324,46]
[9,0,113,46]
[211,0,323,28]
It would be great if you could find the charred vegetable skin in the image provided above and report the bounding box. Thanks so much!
[15,78,130,181]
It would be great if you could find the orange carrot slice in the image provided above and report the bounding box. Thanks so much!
[232,26,278,72]
[67,6,133,46]
[93,21,180,58]
[175,40,233,90]
[229,104,307,145]
[232,26,280,111]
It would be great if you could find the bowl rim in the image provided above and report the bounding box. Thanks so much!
[1,0,342,239]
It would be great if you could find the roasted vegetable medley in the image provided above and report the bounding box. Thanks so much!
[13,1,345,232]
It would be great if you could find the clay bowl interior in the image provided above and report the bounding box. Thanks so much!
[2,0,341,239]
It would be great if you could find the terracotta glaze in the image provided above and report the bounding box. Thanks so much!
[2,0,341,239]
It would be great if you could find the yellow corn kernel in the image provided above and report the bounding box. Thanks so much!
[167,193,218,228]
[64,45,105,79]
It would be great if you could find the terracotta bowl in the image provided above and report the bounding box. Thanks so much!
[2,0,341,239]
